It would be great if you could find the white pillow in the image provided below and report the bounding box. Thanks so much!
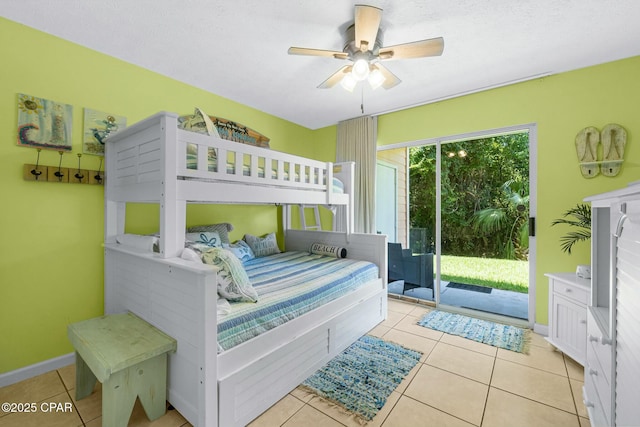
[217,296,232,321]
[180,247,202,263]
[310,242,347,258]
[244,232,280,257]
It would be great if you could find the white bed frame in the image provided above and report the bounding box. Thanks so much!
[103,112,388,427]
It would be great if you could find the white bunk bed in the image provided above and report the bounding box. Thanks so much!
[103,112,388,427]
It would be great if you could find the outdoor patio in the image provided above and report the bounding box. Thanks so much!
[388,280,528,320]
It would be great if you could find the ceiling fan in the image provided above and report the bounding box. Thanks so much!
[288,4,444,91]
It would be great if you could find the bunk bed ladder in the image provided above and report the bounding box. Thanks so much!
[299,204,322,230]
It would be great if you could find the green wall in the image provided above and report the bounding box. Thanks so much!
[0,18,319,374]
[1,15,638,375]
[375,55,640,325]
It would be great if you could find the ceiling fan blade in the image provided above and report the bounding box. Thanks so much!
[378,37,444,60]
[354,4,382,52]
[375,63,401,89]
[288,47,349,60]
[317,65,352,89]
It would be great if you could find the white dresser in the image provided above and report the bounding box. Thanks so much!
[583,181,640,427]
[545,272,590,366]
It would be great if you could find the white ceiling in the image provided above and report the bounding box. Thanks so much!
[3,1,639,129]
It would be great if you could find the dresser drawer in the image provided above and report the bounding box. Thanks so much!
[553,280,589,305]
[586,345,611,421]
[584,373,611,426]
[587,311,612,384]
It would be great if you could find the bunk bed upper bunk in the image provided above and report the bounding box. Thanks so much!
[104,111,355,257]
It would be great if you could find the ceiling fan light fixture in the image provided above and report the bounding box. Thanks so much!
[368,66,386,90]
[340,73,357,92]
[351,58,370,81]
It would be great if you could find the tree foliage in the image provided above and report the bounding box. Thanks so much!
[409,133,530,260]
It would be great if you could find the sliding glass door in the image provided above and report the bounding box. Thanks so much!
[382,125,536,326]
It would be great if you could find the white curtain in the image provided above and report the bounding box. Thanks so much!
[336,116,377,233]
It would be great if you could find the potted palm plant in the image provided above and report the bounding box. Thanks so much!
[550,203,592,254]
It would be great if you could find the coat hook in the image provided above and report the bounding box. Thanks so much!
[95,158,103,184]
[30,148,43,180]
[74,153,84,181]
[54,151,65,181]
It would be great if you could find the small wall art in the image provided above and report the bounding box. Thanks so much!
[17,93,73,151]
[83,108,126,155]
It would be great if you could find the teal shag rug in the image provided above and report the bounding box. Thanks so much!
[418,310,530,353]
[302,335,422,421]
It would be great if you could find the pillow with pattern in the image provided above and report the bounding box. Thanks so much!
[187,223,233,244]
[244,232,281,257]
[186,231,222,248]
[223,240,255,263]
[202,247,258,303]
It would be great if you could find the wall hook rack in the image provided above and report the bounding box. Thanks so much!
[23,152,104,185]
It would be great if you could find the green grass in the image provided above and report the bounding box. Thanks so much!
[440,255,529,293]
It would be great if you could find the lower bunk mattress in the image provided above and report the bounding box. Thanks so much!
[216,251,379,351]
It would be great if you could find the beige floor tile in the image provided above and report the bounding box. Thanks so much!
[579,416,591,427]
[483,387,580,427]
[290,386,315,403]
[530,332,551,348]
[57,364,75,391]
[380,329,437,362]
[248,394,304,427]
[426,342,495,384]
[565,355,585,381]
[0,391,82,427]
[570,378,588,418]
[379,310,405,328]
[368,323,391,338]
[393,314,444,341]
[491,359,575,413]
[408,304,432,318]
[381,395,474,427]
[497,341,566,376]
[387,299,418,315]
[439,333,498,357]
[0,371,65,407]
[69,385,102,423]
[282,404,344,427]
[404,364,488,425]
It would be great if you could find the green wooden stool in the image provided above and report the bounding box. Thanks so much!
[68,312,177,426]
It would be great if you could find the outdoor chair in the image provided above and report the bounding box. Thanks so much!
[388,243,434,294]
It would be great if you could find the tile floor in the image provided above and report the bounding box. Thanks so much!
[0,298,589,427]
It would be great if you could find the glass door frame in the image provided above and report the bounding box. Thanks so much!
[379,123,537,328]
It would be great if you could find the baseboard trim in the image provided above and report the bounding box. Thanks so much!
[533,323,548,337]
[0,353,75,388]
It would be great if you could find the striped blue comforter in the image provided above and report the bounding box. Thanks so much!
[217,251,379,351]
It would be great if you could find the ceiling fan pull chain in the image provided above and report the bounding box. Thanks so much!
[361,85,365,114]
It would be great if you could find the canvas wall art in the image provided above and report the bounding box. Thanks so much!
[83,108,126,155]
[17,93,73,151]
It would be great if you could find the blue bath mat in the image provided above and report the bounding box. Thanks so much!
[418,310,530,353]
[302,335,422,421]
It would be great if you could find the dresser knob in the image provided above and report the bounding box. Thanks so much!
[583,399,595,408]
[601,337,613,346]
[589,335,600,343]
[565,288,572,292]
[579,319,587,324]
[589,368,598,376]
